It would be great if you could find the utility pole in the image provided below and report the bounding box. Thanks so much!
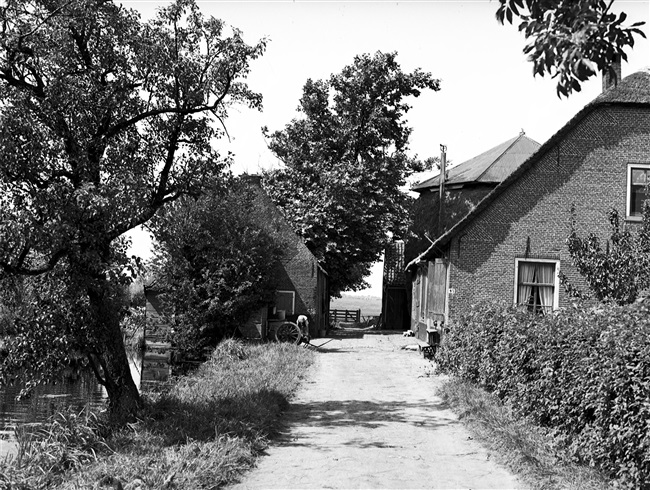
[437,144,447,234]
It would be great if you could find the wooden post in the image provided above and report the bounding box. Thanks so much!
[438,144,447,234]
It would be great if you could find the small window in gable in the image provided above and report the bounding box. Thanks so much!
[275,290,295,315]
[627,164,650,219]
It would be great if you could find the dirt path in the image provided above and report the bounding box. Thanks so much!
[230,331,524,489]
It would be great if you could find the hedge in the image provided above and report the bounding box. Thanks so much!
[437,299,650,488]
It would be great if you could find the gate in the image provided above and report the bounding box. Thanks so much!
[330,309,361,323]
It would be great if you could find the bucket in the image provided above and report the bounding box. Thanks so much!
[277,310,286,320]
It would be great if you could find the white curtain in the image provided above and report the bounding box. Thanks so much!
[537,263,555,313]
[517,262,535,307]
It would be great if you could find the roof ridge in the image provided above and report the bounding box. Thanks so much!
[412,134,527,191]
[472,133,524,183]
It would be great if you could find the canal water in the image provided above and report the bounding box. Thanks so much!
[0,353,142,460]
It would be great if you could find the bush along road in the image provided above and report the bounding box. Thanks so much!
[437,299,650,489]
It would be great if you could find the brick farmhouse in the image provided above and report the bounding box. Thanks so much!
[405,69,650,342]
[240,175,329,340]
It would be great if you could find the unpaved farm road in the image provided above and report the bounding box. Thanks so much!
[229,331,523,490]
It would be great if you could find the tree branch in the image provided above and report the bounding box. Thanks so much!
[0,67,45,97]
[70,24,94,70]
[102,74,233,140]
[0,248,68,276]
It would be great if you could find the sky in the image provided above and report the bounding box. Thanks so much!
[124,0,650,297]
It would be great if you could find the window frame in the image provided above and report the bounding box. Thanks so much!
[275,290,296,315]
[513,258,560,313]
[626,163,650,220]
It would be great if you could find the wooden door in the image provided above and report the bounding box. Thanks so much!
[427,259,448,325]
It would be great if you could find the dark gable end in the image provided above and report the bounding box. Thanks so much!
[240,174,330,338]
[408,69,650,269]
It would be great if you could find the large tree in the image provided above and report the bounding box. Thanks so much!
[263,52,439,295]
[0,0,264,422]
[496,0,646,96]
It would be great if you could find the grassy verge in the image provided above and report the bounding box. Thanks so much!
[1,339,314,489]
[438,377,612,490]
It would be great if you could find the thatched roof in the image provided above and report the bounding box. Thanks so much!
[412,133,540,191]
[592,69,650,105]
[406,69,650,270]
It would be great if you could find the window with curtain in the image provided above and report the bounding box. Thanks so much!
[627,164,650,218]
[516,261,557,314]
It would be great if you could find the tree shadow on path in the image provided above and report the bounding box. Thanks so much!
[273,398,458,449]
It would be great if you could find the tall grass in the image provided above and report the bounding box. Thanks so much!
[439,378,612,490]
[0,339,314,489]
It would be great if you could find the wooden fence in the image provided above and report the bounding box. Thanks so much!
[330,309,361,323]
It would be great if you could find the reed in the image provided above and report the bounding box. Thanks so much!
[0,339,314,489]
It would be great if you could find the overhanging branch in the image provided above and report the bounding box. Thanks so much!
[0,248,68,276]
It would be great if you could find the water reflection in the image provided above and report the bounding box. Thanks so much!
[0,351,143,459]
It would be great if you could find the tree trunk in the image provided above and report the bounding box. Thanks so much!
[100,310,142,424]
[86,275,142,425]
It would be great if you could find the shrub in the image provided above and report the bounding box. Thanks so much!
[560,205,650,305]
[149,178,284,357]
[438,300,650,488]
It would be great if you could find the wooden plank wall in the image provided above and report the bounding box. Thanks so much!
[142,290,172,389]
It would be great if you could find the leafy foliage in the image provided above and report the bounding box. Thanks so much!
[438,301,650,488]
[0,247,132,397]
[149,179,283,360]
[496,0,646,96]
[559,206,650,304]
[263,51,440,295]
[0,0,264,421]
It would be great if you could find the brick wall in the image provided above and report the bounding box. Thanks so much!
[447,106,650,319]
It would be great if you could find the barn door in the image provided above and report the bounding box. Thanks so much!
[427,259,448,326]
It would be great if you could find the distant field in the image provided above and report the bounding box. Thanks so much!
[330,294,381,318]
